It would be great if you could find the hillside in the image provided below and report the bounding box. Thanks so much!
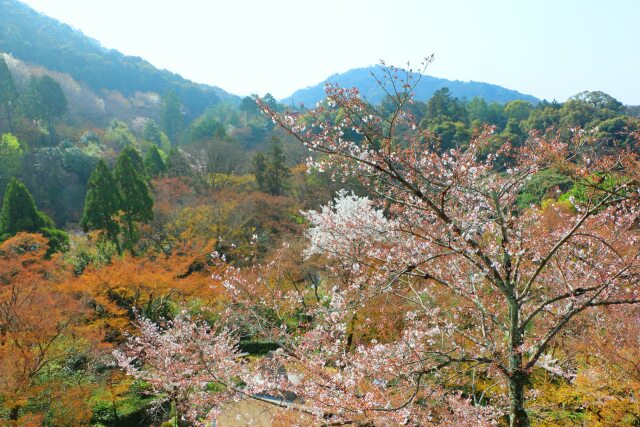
[0,0,240,119]
[281,65,540,107]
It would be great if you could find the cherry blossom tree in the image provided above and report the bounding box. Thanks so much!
[250,59,640,426]
[114,314,246,425]
[117,61,640,426]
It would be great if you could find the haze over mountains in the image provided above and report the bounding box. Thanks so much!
[281,65,539,107]
[0,0,236,121]
[0,0,545,118]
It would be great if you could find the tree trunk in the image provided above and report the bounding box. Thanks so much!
[508,373,529,426]
[508,297,530,426]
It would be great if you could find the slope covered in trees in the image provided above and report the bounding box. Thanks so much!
[0,0,238,119]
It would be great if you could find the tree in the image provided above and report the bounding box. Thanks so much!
[142,119,163,146]
[24,75,67,141]
[115,314,247,425]
[504,100,533,122]
[144,144,166,177]
[255,63,640,426]
[0,233,84,421]
[570,91,624,115]
[0,178,68,255]
[264,139,290,196]
[80,160,123,245]
[104,120,136,148]
[166,147,192,177]
[251,139,290,195]
[251,152,267,192]
[425,87,467,124]
[240,94,260,120]
[0,56,18,132]
[114,153,153,250]
[120,144,146,179]
[161,90,184,145]
[0,133,22,198]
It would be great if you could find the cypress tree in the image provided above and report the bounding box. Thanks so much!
[144,144,166,177]
[0,178,68,255]
[120,145,146,179]
[80,159,122,244]
[114,153,153,249]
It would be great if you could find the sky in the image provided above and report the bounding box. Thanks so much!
[18,0,640,104]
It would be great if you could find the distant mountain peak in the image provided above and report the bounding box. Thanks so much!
[281,65,539,107]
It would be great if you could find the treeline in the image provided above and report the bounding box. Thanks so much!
[378,87,636,151]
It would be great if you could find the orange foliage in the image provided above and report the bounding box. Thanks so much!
[0,233,88,420]
[71,247,227,341]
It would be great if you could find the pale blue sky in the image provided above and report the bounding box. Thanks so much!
[19,0,640,104]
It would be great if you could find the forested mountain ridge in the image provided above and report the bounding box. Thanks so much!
[0,0,239,120]
[281,65,540,107]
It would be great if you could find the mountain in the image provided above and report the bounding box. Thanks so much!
[0,0,240,120]
[281,65,539,107]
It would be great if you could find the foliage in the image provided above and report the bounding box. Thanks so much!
[0,133,23,197]
[81,160,123,244]
[0,0,229,119]
[143,144,166,177]
[114,314,246,424]
[251,138,290,195]
[252,62,640,426]
[114,153,153,250]
[0,233,87,422]
[0,55,18,131]
[160,91,184,145]
[0,178,68,255]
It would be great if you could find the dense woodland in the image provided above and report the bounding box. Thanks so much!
[1,16,640,424]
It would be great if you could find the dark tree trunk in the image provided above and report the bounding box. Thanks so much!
[509,372,530,426]
[508,297,530,426]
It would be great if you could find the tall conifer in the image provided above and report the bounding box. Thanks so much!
[80,159,122,244]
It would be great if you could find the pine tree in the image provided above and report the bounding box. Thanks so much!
[114,153,153,249]
[144,144,166,177]
[80,160,123,244]
[0,178,68,255]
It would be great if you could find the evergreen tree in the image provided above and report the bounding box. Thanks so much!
[251,152,267,191]
[80,160,122,244]
[24,75,67,125]
[160,90,184,145]
[0,56,18,132]
[114,153,153,249]
[143,119,163,146]
[264,139,289,196]
[0,177,68,255]
[23,75,67,144]
[120,145,146,179]
[144,144,166,177]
